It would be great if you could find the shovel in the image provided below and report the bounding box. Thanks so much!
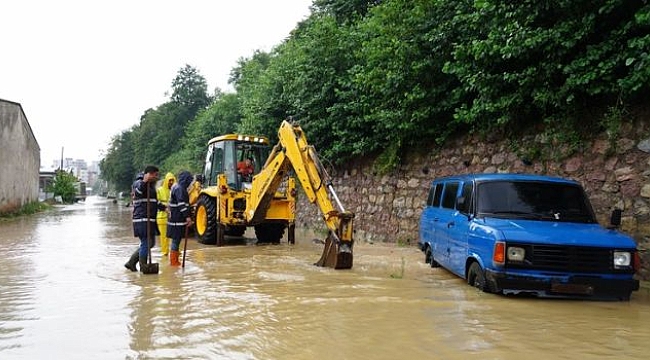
[182,224,189,269]
[141,184,159,275]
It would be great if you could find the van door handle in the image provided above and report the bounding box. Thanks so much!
[447,222,455,228]
[433,217,439,222]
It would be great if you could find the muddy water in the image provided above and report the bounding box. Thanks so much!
[1,196,649,359]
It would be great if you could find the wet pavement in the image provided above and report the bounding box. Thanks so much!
[1,196,649,359]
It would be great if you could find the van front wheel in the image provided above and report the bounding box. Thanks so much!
[467,262,486,291]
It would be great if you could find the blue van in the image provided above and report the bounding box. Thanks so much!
[418,173,640,300]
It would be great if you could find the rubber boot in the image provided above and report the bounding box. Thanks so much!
[158,221,169,256]
[170,250,181,266]
[139,255,148,273]
[124,250,139,272]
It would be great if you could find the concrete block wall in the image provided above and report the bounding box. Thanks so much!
[0,100,40,214]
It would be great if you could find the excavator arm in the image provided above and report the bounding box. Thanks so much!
[246,120,354,269]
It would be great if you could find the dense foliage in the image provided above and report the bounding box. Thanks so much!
[47,170,79,203]
[100,65,213,192]
[100,0,650,191]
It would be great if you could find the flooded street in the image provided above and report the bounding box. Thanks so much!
[1,196,650,359]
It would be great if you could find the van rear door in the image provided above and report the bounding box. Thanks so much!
[419,183,439,251]
[436,181,460,271]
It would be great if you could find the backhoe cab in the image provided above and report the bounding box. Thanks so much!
[194,120,354,269]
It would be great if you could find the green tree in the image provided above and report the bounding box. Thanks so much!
[230,51,280,137]
[48,170,79,203]
[99,128,137,193]
[100,65,212,191]
[171,64,212,113]
[174,92,242,172]
[260,13,360,162]
[132,65,213,169]
[444,0,650,131]
[132,103,186,167]
[100,2,650,177]
[335,0,471,167]
[313,0,379,22]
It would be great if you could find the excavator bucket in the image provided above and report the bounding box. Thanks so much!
[315,233,353,269]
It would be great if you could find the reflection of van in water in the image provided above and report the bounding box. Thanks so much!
[418,173,640,300]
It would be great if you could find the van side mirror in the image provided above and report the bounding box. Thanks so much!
[609,209,622,229]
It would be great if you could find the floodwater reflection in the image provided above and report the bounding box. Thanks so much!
[0,196,649,359]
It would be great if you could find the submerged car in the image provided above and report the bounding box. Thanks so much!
[418,173,640,300]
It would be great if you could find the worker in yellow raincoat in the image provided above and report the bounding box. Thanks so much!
[156,172,176,256]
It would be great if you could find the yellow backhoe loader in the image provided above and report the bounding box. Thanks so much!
[194,120,354,269]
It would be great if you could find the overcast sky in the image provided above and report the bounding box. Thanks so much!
[1,0,313,168]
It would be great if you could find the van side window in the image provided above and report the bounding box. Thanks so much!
[433,183,443,207]
[441,182,459,209]
[426,184,436,206]
[459,181,473,213]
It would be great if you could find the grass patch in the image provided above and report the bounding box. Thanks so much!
[396,237,411,247]
[0,201,52,219]
[390,257,406,279]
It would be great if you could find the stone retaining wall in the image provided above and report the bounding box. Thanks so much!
[295,121,650,279]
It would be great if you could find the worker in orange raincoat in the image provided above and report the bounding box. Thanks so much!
[156,172,176,256]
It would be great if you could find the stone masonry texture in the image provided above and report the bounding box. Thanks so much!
[295,120,650,280]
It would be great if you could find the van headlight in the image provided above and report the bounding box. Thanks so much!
[613,251,632,268]
[507,246,525,262]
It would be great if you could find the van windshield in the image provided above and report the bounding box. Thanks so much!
[476,181,597,223]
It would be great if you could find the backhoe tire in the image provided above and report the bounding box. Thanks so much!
[196,194,217,245]
[254,223,286,244]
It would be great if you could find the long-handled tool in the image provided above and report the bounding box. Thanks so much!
[141,184,159,274]
[182,224,189,268]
